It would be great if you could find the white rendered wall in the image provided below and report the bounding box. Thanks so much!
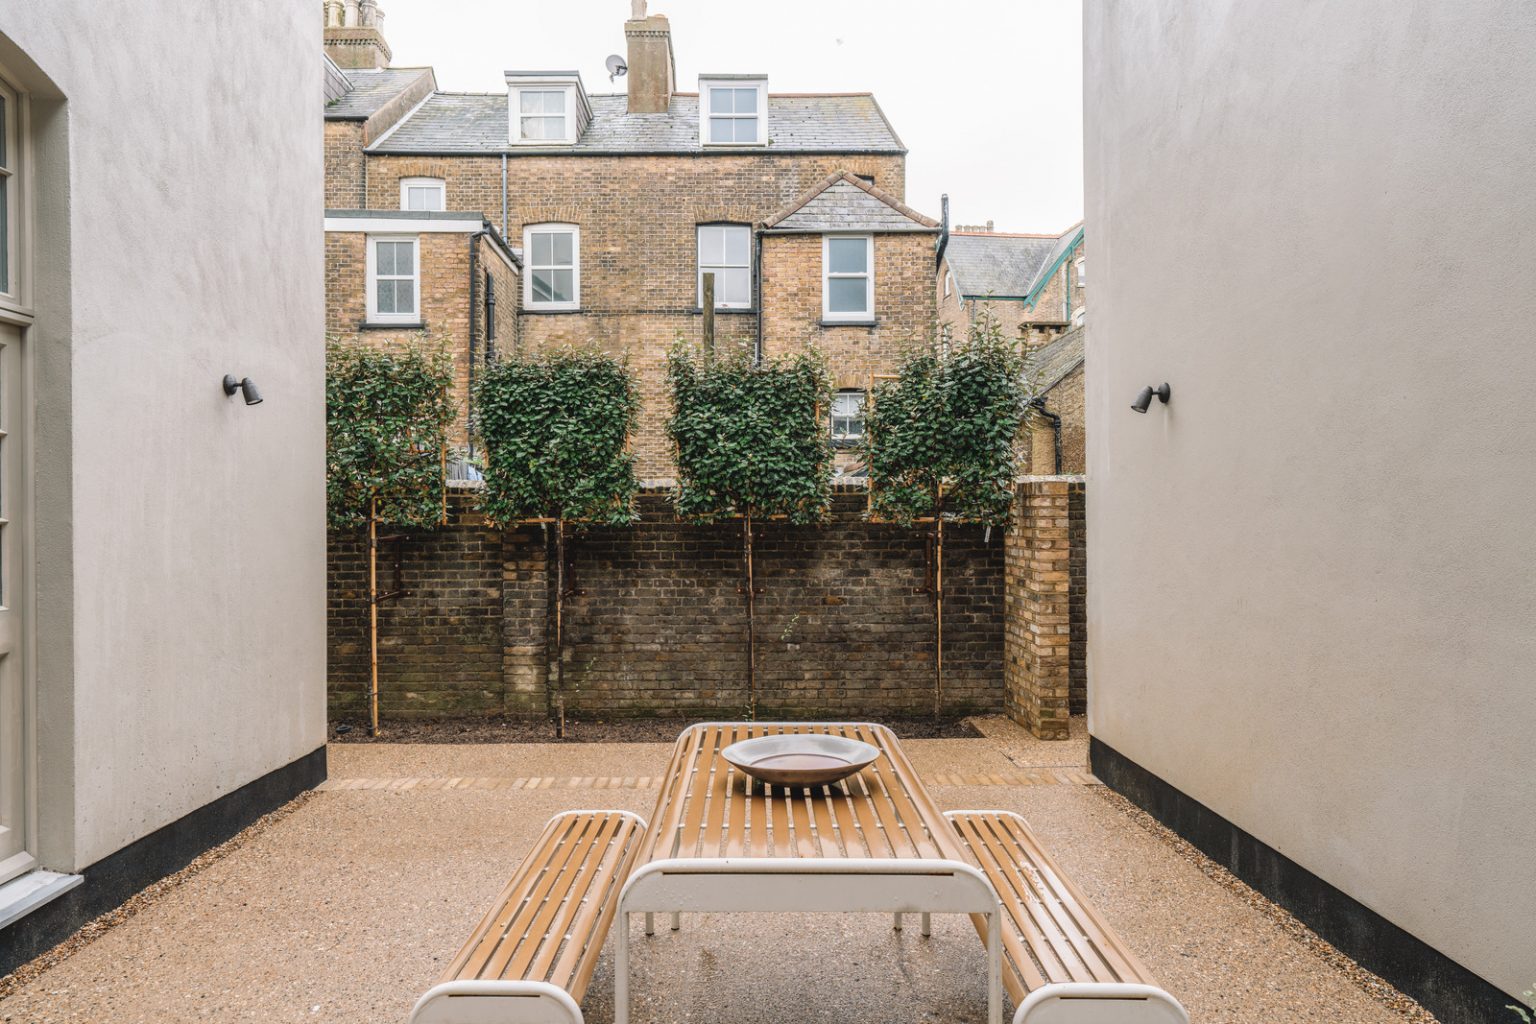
[1085,0,1536,999]
[2,2,326,870]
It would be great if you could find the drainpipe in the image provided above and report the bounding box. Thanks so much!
[467,229,483,460]
[501,153,509,238]
[1031,397,1062,475]
[754,228,764,365]
[935,193,950,268]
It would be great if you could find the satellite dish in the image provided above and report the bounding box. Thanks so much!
[605,54,628,81]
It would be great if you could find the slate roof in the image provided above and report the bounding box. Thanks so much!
[944,232,1059,298]
[370,92,905,154]
[763,172,940,233]
[1032,324,1085,396]
[1022,223,1085,303]
[325,67,433,120]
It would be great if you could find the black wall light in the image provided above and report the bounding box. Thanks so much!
[1131,382,1170,413]
[222,374,264,406]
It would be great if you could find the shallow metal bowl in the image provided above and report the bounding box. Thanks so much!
[721,734,880,787]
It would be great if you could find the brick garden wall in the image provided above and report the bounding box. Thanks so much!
[1003,477,1087,737]
[329,489,1007,720]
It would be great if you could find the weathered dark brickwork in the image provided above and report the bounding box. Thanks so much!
[328,490,1005,720]
[1068,483,1087,714]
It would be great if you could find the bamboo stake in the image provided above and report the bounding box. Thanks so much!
[368,496,380,737]
[744,510,756,720]
[554,516,566,736]
[934,510,944,720]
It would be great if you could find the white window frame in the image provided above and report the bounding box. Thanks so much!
[699,78,767,147]
[523,223,580,311]
[830,389,867,447]
[822,234,874,322]
[365,234,421,325]
[943,269,953,298]
[696,224,752,309]
[399,177,445,212]
[511,85,575,145]
[0,74,20,307]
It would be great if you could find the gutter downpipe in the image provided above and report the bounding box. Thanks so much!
[1031,396,1062,475]
[467,229,484,460]
[936,193,950,268]
[501,153,509,238]
[754,228,764,365]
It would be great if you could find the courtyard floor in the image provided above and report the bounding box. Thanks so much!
[0,718,1431,1023]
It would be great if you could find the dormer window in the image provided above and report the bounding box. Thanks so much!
[519,89,568,141]
[699,76,767,146]
[506,73,592,146]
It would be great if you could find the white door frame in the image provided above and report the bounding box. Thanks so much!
[0,62,36,887]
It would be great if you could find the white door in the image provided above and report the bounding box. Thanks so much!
[0,322,26,883]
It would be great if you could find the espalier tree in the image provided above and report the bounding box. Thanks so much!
[864,306,1033,718]
[473,349,639,727]
[667,340,832,717]
[326,338,456,736]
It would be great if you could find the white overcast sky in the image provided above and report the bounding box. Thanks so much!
[378,0,1084,233]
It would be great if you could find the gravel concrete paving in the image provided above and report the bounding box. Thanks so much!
[0,719,1431,1024]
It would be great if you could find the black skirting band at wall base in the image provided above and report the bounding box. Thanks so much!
[0,745,326,978]
[1088,736,1514,1024]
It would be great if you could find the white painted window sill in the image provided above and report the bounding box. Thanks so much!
[0,869,83,930]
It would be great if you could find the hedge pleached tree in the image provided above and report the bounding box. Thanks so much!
[326,338,456,736]
[864,307,1033,718]
[668,341,832,718]
[474,349,639,726]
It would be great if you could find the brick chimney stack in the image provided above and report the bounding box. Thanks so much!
[323,0,392,69]
[625,1,676,114]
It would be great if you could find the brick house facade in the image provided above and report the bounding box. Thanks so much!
[322,4,940,476]
[935,223,1087,474]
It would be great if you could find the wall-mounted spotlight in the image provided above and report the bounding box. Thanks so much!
[222,374,264,406]
[1131,382,1170,413]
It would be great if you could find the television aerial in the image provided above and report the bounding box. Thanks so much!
[605,54,628,82]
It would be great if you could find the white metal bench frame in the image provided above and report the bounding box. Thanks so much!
[944,810,1190,1024]
[407,809,648,1024]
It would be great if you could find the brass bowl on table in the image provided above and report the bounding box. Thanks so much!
[721,734,880,787]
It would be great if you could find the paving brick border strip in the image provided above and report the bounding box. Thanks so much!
[316,768,1100,792]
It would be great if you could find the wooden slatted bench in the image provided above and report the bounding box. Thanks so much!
[408,810,647,1024]
[946,810,1189,1024]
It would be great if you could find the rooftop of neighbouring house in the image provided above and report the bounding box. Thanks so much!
[363,91,906,155]
[946,223,1084,300]
[763,171,941,234]
[324,65,436,120]
[1032,324,1085,395]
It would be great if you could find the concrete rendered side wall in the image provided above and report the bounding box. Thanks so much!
[1085,0,1536,1007]
[4,1,326,871]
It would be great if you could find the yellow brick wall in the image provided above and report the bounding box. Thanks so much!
[324,122,365,209]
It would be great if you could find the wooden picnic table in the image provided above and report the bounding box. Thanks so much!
[614,722,1003,1024]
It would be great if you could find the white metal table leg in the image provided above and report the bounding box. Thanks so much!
[986,909,1001,1024]
[893,912,903,931]
[670,911,681,931]
[615,911,631,1024]
[920,912,931,937]
[644,911,654,936]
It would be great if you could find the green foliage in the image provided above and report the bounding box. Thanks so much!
[473,348,640,527]
[326,339,455,530]
[667,342,833,524]
[1510,983,1535,1022]
[865,306,1033,528]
